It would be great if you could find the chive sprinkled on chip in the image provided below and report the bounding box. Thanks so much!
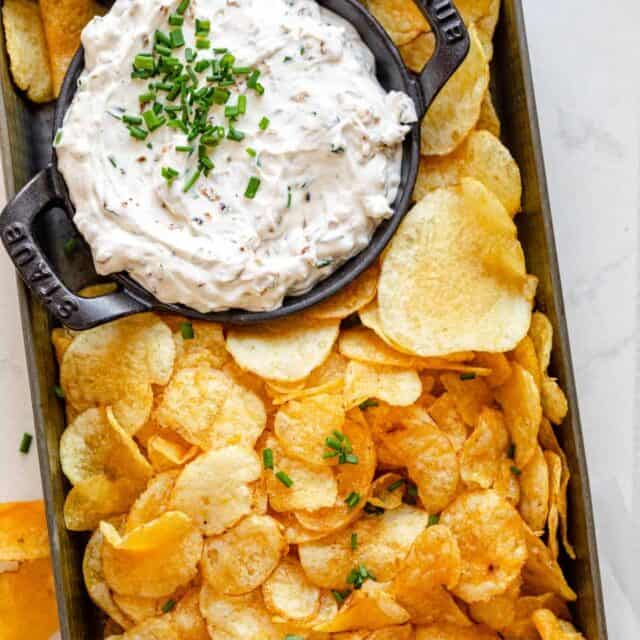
[428,513,440,527]
[459,372,477,381]
[161,599,176,613]
[332,589,350,604]
[275,471,293,488]
[510,465,522,476]
[263,448,274,470]
[350,533,358,550]
[507,443,516,459]
[387,478,405,492]
[54,385,65,399]
[345,492,360,509]
[180,322,195,339]
[358,399,378,410]
[346,564,375,589]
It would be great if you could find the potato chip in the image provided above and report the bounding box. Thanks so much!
[541,378,569,425]
[83,525,134,630]
[545,451,563,559]
[202,514,287,595]
[333,625,414,640]
[169,320,229,370]
[101,511,202,598]
[365,0,429,45]
[521,527,576,602]
[294,412,376,530]
[264,436,338,512]
[468,577,520,631]
[105,614,179,640]
[420,26,489,156]
[532,608,585,639]
[441,490,527,603]
[368,473,406,510]
[60,407,152,489]
[263,556,321,621]
[112,593,167,626]
[518,445,549,534]
[344,361,422,409]
[503,593,571,640]
[440,373,492,427]
[307,265,379,320]
[61,314,175,433]
[415,622,500,639]
[493,458,521,507]
[226,317,339,382]
[125,470,179,533]
[477,92,501,138]
[386,409,459,513]
[0,557,59,640]
[64,474,140,531]
[51,326,75,364]
[172,588,210,640]
[473,352,512,388]
[0,501,49,562]
[378,180,533,358]
[315,582,410,632]
[495,363,542,469]
[274,394,345,467]
[529,312,553,374]
[511,336,541,389]
[2,0,53,102]
[460,408,509,489]
[147,433,199,472]
[271,512,329,545]
[170,446,262,535]
[427,393,469,452]
[199,585,279,639]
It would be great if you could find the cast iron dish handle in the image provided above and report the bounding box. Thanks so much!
[0,166,150,330]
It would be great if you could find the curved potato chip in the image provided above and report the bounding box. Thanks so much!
[379,179,533,358]
[518,445,549,533]
[344,361,422,409]
[226,317,339,382]
[307,265,379,320]
[299,504,428,590]
[275,394,345,467]
[61,314,174,433]
[532,609,585,639]
[60,407,152,488]
[541,378,568,425]
[173,588,210,640]
[101,511,202,598]
[420,26,489,156]
[400,31,435,73]
[170,446,262,535]
[294,416,376,532]
[263,556,321,621]
[52,327,75,365]
[64,474,140,531]
[521,527,576,601]
[493,458,521,506]
[368,473,406,510]
[0,501,49,562]
[200,585,278,639]
[264,436,338,512]
[169,320,228,370]
[545,451,563,559]
[495,363,542,469]
[105,614,178,640]
[365,0,428,45]
[441,490,527,603]
[415,622,500,639]
[125,470,178,533]
[83,525,133,630]
[316,583,410,632]
[468,577,520,631]
[272,512,331,545]
[460,408,509,489]
[473,352,512,388]
[112,593,164,625]
[477,91,501,137]
[427,393,468,452]
[147,433,199,472]
[503,593,571,640]
[441,373,493,427]
[529,312,553,374]
[512,336,541,389]
[202,514,286,595]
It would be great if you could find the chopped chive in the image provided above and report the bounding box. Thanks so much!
[326,436,342,452]
[284,636,304,640]
[176,145,194,153]
[213,47,228,54]
[358,399,378,410]
[170,28,185,48]
[154,43,172,57]
[346,564,375,589]
[507,443,516,460]
[233,66,251,74]
[19,433,33,454]
[246,147,257,158]
[212,88,230,104]
[133,53,154,71]
[54,385,65,399]
[196,37,211,49]
[185,47,196,62]
[247,69,260,88]
[510,465,522,476]
[180,322,195,339]
[128,125,148,140]
[332,589,350,604]
[343,454,358,465]
[323,451,339,459]
[108,155,118,168]
[364,503,384,515]
[244,176,261,199]
[345,492,360,509]
[199,155,214,173]
[330,144,345,154]
[155,30,171,47]
[195,18,210,35]
[263,448,274,470]
[315,258,333,268]
[428,513,440,527]
[259,116,270,131]
[283,56,293,63]
[194,59,210,73]
[182,167,202,192]
[227,126,245,142]
[63,237,78,256]
[161,166,179,184]
[350,533,358,550]
[254,82,265,95]
[139,91,155,104]
[161,599,176,613]
[169,13,184,26]
[54,130,63,145]
[176,0,189,15]
[237,94,247,114]
[286,186,292,208]
[387,479,405,492]
[143,110,166,131]
[122,114,143,125]
[300,46,305,55]
[167,119,188,133]
[152,102,164,115]
[460,372,477,381]
[275,471,293,488]
[225,105,239,118]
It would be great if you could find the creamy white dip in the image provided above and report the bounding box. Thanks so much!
[56,0,417,312]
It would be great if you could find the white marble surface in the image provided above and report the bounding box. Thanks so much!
[0,0,638,636]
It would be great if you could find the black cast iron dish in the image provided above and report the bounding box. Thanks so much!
[0,0,469,330]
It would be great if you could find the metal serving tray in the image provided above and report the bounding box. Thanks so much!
[0,1,608,638]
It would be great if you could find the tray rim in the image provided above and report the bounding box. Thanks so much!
[0,0,608,638]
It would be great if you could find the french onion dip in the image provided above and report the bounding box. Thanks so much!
[56,0,417,312]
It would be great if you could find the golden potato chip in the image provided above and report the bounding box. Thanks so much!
[495,363,542,469]
[2,0,53,102]
[299,504,429,589]
[468,576,520,631]
[333,625,414,640]
[521,527,576,602]
[400,31,435,73]
[105,614,178,640]
[172,588,210,640]
[503,593,571,640]
[101,511,202,598]
[518,445,549,534]
[226,317,339,382]
[379,179,533,358]
[61,314,175,433]
[64,474,140,531]
[199,585,279,639]
[358,300,414,354]
[541,378,569,425]
[532,608,585,639]
[529,312,553,374]
[344,361,422,409]
[147,433,199,472]
[477,91,501,138]
[441,490,527,603]
[460,408,509,489]
[170,446,262,535]
[386,409,459,513]
[170,320,229,370]
[427,393,469,452]
[83,525,134,630]
[473,352,512,388]
[51,326,75,365]
[365,0,429,45]
[315,582,410,632]
[264,436,338,512]
[295,414,376,533]
[112,592,171,626]
[272,512,329,545]
[420,26,489,156]
[545,451,563,559]
[440,373,492,426]
[202,514,287,595]
[274,394,345,467]
[0,501,49,562]
[415,622,500,639]
[0,557,59,640]
[263,556,321,621]
[307,265,379,320]
[368,473,406,510]
[493,458,521,507]
[511,337,541,390]
[125,470,179,533]
[60,407,152,489]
